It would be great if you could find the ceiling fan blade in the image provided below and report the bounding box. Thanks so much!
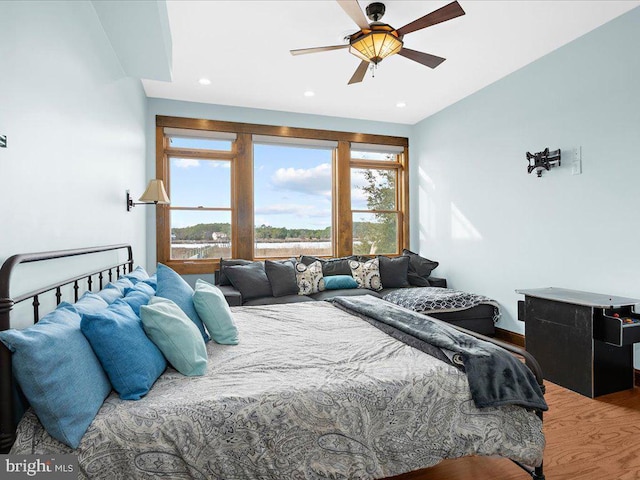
[398,48,446,68]
[337,0,370,30]
[290,44,349,56]
[348,60,369,85]
[397,1,465,36]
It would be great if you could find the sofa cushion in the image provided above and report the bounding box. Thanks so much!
[218,259,253,286]
[378,255,410,288]
[349,258,383,291]
[309,288,384,301]
[243,295,316,306]
[265,260,298,297]
[295,260,325,295]
[402,249,439,287]
[299,255,357,276]
[225,262,273,301]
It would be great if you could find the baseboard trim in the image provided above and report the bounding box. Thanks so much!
[494,327,525,348]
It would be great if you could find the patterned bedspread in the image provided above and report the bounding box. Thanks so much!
[383,287,501,322]
[11,302,543,479]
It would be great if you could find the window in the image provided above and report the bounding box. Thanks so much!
[253,136,337,258]
[351,145,405,255]
[155,117,409,274]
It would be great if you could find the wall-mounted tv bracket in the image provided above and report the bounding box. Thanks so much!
[526,148,561,177]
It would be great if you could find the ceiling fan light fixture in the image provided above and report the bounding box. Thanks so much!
[349,24,403,65]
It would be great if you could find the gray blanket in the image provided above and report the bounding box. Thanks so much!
[330,295,548,411]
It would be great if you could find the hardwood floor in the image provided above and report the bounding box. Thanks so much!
[389,383,640,480]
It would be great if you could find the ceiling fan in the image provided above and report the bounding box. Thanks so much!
[290,0,465,85]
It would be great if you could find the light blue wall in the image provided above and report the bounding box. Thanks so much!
[0,1,148,298]
[411,7,640,365]
[145,98,413,270]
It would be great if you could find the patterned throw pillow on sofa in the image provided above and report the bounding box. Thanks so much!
[295,260,325,295]
[349,258,383,291]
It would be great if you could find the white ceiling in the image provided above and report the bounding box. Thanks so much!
[142,0,639,125]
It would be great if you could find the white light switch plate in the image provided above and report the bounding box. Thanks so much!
[571,146,582,175]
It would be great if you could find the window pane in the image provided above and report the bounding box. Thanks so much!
[353,212,398,255]
[169,137,232,151]
[169,157,231,208]
[170,210,232,259]
[351,150,397,161]
[253,143,333,257]
[351,168,396,210]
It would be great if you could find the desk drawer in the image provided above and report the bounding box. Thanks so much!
[594,310,640,346]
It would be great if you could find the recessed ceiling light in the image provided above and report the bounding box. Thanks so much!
[396,101,407,108]
[198,78,211,85]
[304,90,315,97]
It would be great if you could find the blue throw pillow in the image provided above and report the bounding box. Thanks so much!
[141,297,208,376]
[155,264,209,342]
[193,279,239,345]
[129,281,155,297]
[122,287,152,316]
[81,299,166,400]
[142,273,157,290]
[68,291,109,315]
[324,275,359,290]
[123,266,150,284]
[0,304,111,448]
[112,277,135,292]
[96,284,124,304]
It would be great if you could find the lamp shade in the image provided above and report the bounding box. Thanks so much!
[138,179,170,204]
[349,24,403,65]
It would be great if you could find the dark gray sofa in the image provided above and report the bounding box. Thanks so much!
[215,256,495,337]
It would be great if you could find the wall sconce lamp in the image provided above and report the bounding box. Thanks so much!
[126,179,170,211]
[526,148,561,177]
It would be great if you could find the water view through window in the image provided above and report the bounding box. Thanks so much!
[253,143,333,257]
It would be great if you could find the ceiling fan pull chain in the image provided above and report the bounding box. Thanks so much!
[370,63,376,78]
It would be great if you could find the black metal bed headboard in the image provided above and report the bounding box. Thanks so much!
[0,244,134,453]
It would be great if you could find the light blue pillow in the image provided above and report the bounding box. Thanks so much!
[65,291,109,315]
[155,264,209,342]
[324,275,359,290]
[96,284,124,304]
[81,299,166,400]
[0,304,111,448]
[123,266,150,284]
[140,297,207,376]
[193,279,239,345]
[129,281,155,297]
[112,277,135,292]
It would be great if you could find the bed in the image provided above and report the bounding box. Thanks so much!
[0,245,547,480]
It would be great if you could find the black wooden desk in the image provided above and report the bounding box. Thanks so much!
[516,287,640,398]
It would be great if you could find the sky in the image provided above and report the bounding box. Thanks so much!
[169,138,379,230]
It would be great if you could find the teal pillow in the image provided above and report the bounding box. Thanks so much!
[193,279,239,345]
[0,304,111,448]
[156,264,209,342]
[140,297,208,376]
[96,284,124,304]
[81,299,166,400]
[324,275,359,290]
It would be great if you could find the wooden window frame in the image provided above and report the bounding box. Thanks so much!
[155,115,409,275]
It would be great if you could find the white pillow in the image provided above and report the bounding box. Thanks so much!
[349,258,383,291]
[295,260,325,295]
